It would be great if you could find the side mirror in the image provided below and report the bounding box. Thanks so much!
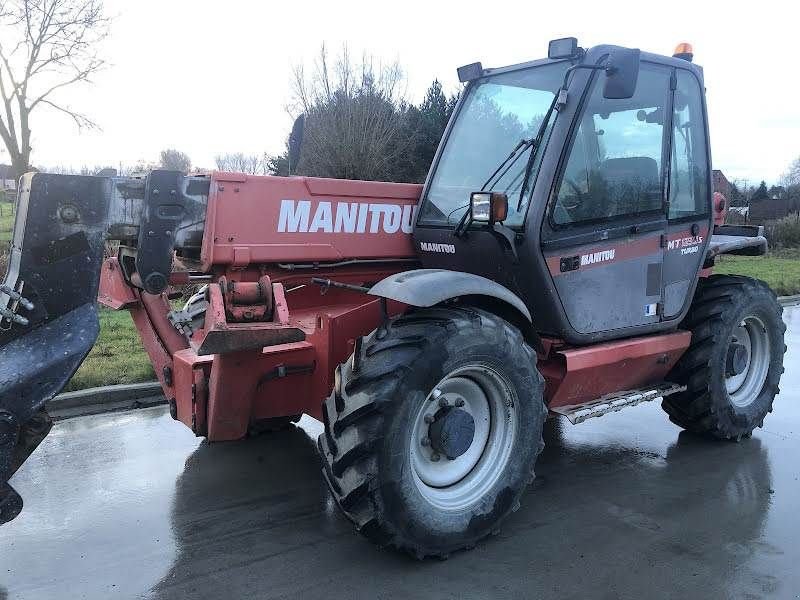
[603,48,640,99]
[470,191,508,225]
[288,114,305,174]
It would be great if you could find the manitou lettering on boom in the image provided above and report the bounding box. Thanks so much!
[277,200,416,234]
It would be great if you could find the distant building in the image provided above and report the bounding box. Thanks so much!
[712,169,732,198]
[749,197,799,222]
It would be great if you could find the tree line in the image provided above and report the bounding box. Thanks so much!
[1,1,797,196]
[727,156,800,207]
[34,47,460,185]
[211,47,459,184]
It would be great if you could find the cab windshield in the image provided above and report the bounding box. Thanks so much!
[418,61,568,227]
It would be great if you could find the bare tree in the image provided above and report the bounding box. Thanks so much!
[782,156,800,187]
[289,45,416,181]
[214,152,268,175]
[37,162,112,174]
[729,177,753,208]
[0,0,110,179]
[159,148,191,173]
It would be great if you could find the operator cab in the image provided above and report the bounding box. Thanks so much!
[413,40,712,344]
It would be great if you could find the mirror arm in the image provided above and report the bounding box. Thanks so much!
[556,63,607,111]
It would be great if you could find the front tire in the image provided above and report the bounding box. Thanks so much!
[662,275,786,439]
[319,306,546,558]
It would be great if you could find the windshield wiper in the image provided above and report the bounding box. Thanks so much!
[450,137,534,235]
[515,92,561,210]
[480,137,534,191]
[451,90,562,235]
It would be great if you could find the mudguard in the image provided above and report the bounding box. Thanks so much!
[370,269,530,319]
[0,173,110,523]
[369,268,540,350]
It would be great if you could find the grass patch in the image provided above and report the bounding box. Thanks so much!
[64,308,155,391]
[715,253,800,296]
[0,202,14,242]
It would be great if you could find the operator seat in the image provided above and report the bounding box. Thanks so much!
[599,156,660,216]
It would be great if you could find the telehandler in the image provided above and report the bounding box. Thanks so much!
[0,39,785,558]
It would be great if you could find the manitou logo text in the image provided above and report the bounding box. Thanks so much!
[580,249,615,266]
[419,242,456,254]
[277,200,416,234]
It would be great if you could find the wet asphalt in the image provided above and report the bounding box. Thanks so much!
[1,306,799,600]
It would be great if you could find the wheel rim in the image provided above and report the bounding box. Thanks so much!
[409,364,518,511]
[725,315,771,408]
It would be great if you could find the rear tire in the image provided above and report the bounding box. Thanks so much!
[662,275,786,439]
[319,306,546,558]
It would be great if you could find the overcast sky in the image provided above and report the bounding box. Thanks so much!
[6,0,798,185]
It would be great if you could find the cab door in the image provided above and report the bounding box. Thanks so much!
[662,68,712,318]
[541,63,672,337]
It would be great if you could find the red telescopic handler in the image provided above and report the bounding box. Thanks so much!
[0,40,784,558]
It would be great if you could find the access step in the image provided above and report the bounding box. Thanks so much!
[550,382,686,424]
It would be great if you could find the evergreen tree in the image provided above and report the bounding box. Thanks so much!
[412,80,459,181]
[768,185,785,200]
[751,180,769,201]
[266,76,460,183]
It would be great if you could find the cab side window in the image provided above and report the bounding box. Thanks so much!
[552,64,671,226]
[668,70,709,219]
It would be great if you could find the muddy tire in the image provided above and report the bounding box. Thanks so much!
[319,306,546,558]
[662,275,786,440]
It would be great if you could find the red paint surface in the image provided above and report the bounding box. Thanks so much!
[200,172,422,270]
[171,349,213,433]
[97,258,138,309]
[185,284,401,440]
[98,169,423,440]
[540,330,691,408]
[713,192,728,227]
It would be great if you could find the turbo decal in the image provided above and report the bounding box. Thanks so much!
[667,234,704,256]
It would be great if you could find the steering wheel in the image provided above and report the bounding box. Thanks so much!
[562,178,585,209]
